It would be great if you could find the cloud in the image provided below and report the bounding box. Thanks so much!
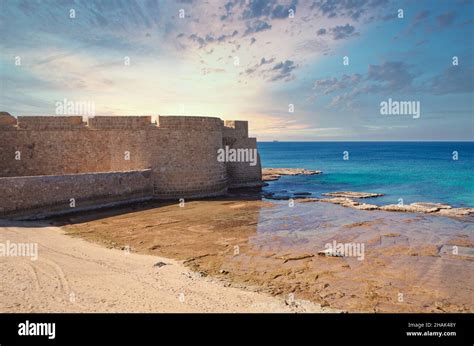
[240,0,298,20]
[2,0,163,37]
[243,57,276,75]
[201,67,226,75]
[317,28,327,35]
[2,0,472,142]
[244,19,272,35]
[415,10,431,21]
[313,60,474,110]
[260,57,275,65]
[313,74,363,94]
[269,60,297,81]
[312,61,417,107]
[242,0,274,19]
[186,30,239,48]
[379,13,397,21]
[188,34,206,47]
[330,24,357,40]
[311,0,389,21]
[436,11,456,27]
[427,66,474,94]
[270,1,298,19]
[396,8,461,38]
[401,9,431,36]
[220,1,235,20]
[295,38,329,54]
[366,61,414,90]
[242,58,296,82]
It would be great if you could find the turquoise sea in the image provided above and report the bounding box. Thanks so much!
[257,142,474,207]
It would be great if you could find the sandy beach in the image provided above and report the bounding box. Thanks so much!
[0,220,331,313]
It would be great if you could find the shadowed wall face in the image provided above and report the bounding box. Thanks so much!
[0,170,153,217]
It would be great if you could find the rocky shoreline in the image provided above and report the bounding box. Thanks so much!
[262,168,474,218]
[300,197,474,217]
[262,168,322,182]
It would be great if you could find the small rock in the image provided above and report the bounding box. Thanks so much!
[380,203,445,214]
[281,253,315,263]
[293,192,312,196]
[297,198,320,203]
[153,261,168,268]
[353,203,379,210]
[323,191,384,199]
[318,249,344,257]
[262,168,322,182]
[320,197,359,207]
[411,202,452,210]
[436,208,474,217]
[268,195,291,200]
[439,245,474,257]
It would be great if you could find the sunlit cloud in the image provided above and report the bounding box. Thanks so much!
[0,0,473,140]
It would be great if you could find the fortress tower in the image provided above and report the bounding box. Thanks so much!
[0,113,262,218]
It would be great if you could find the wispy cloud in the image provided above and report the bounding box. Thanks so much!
[1,0,473,141]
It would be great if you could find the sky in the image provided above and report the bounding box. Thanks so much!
[0,0,473,141]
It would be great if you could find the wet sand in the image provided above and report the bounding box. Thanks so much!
[56,192,474,313]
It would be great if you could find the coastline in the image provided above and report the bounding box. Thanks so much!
[262,168,474,217]
[1,169,472,313]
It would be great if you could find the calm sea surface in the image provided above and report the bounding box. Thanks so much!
[257,142,474,207]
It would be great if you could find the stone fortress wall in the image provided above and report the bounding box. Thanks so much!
[0,113,262,218]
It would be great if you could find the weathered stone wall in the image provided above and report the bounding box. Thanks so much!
[0,129,151,176]
[149,116,228,198]
[223,120,248,139]
[0,170,153,218]
[225,137,263,188]
[223,120,262,188]
[0,114,262,216]
[0,115,153,176]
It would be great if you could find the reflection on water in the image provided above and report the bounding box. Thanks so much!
[247,200,474,312]
[257,199,473,244]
